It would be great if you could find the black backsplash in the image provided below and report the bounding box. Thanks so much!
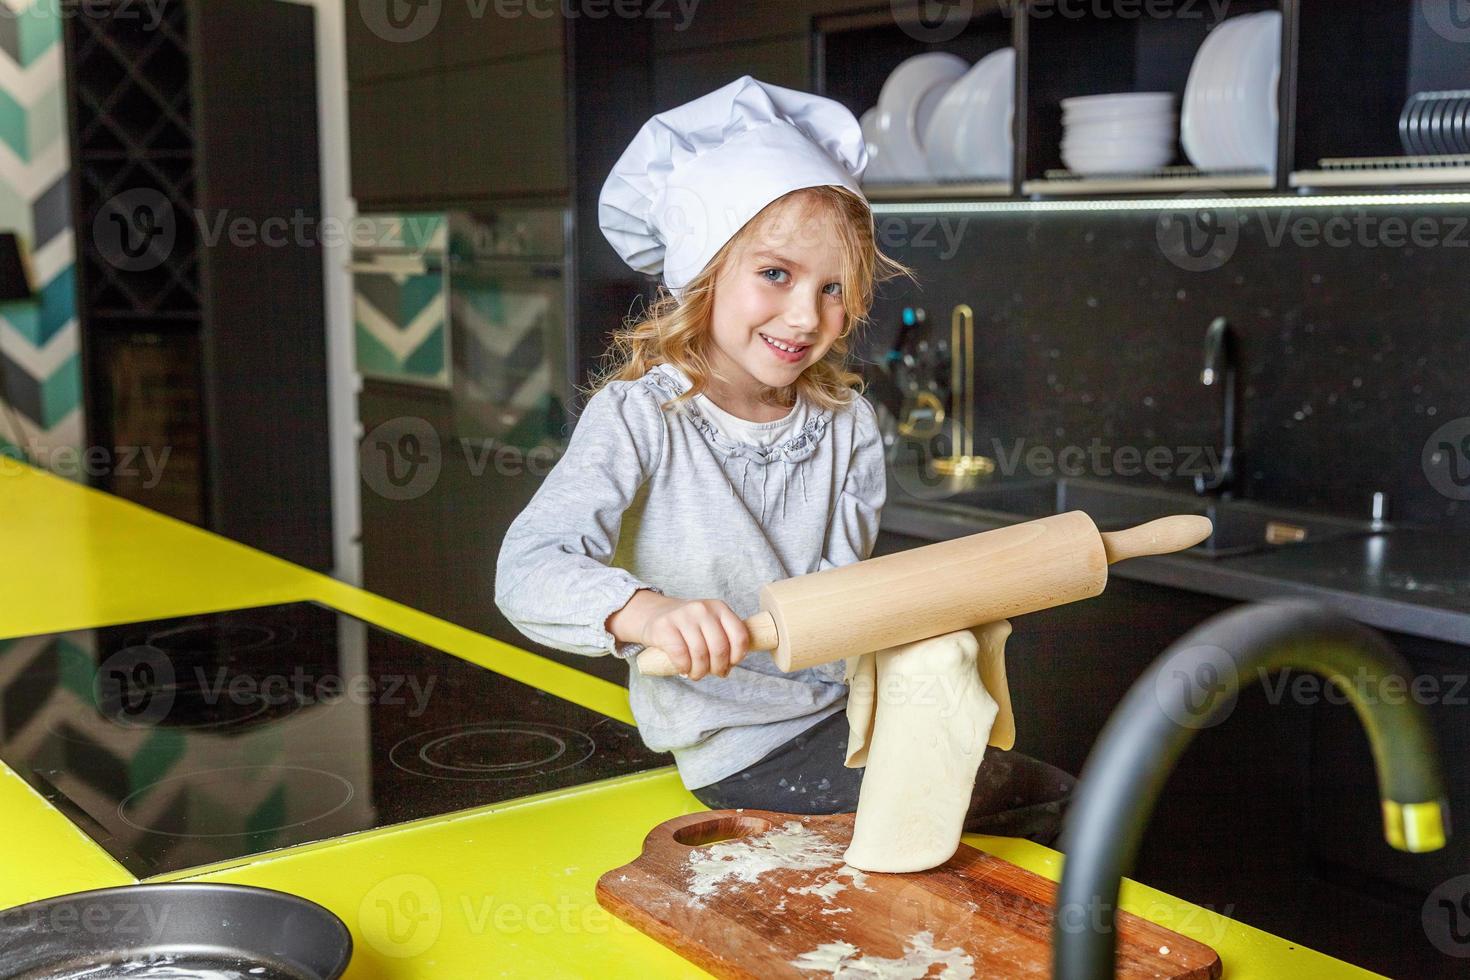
[866,202,1470,530]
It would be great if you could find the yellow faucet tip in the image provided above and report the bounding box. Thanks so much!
[1383,799,1449,853]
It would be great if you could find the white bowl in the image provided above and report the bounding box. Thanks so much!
[1061,92,1177,112]
[1064,117,1178,141]
[859,107,902,183]
[875,52,970,179]
[923,47,1015,180]
[1063,103,1176,124]
[1181,10,1280,172]
[1062,142,1175,175]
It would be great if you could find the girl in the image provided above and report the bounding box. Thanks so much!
[495,76,1074,844]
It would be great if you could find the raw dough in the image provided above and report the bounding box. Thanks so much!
[843,620,1015,765]
[840,622,1011,873]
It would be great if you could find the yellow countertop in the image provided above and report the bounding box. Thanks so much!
[0,458,1382,978]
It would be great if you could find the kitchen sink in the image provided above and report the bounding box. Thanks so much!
[918,476,1384,559]
[944,477,1206,531]
[1190,498,1380,558]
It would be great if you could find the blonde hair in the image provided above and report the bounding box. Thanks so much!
[583,185,916,415]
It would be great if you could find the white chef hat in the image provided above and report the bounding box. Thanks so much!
[598,74,869,303]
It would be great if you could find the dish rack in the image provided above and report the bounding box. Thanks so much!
[1290,155,1470,188]
[1025,166,1274,195]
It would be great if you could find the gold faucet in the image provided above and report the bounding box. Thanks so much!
[931,303,995,480]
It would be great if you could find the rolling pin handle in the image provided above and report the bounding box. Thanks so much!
[1100,515,1213,564]
[636,611,780,676]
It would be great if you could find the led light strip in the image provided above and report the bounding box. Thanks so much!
[870,191,1470,215]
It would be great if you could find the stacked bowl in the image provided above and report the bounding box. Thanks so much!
[1060,92,1177,176]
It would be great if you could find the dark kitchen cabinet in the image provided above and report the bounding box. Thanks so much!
[345,2,443,82]
[348,72,448,201]
[441,55,567,200]
[63,0,332,571]
[346,9,566,206]
[441,2,562,69]
[654,35,809,107]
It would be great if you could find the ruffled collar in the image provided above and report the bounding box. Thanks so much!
[644,362,833,465]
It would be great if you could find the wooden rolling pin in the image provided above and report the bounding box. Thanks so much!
[637,510,1211,676]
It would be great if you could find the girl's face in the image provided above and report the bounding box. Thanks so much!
[704,196,847,414]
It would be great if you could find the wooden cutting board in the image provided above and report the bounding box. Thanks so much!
[596,809,1221,979]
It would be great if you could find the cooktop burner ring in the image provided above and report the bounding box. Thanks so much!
[389,721,597,781]
[117,765,356,838]
[123,622,298,655]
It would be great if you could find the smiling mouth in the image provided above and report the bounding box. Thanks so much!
[759,333,810,355]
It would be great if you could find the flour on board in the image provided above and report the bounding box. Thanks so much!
[789,930,975,979]
[685,820,845,897]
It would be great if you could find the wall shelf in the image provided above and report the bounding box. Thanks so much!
[863,180,1011,202]
[1290,155,1470,189]
[815,1,1470,202]
[1023,169,1275,196]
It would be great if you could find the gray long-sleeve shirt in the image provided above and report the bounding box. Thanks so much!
[493,360,886,789]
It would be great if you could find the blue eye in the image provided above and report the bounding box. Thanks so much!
[824,282,843,297]
[761,268,789,284]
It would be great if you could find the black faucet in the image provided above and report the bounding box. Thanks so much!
[1194,316,1238,498]
[1052,600,1449,979]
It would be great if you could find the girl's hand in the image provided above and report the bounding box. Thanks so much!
[640,597,751,681]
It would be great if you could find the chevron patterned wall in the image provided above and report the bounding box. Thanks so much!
[0,0,79,472]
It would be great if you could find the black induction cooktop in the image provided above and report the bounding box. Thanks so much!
[0,601,671,876]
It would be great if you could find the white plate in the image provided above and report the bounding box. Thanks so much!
[859,107,901,183]
[875,52,970,180]
[1182,11,1279,171]
[1181,16,1237,169]
[1213,15,1256,169]
[924,47,1015,180]
[1230,10,1281,171]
